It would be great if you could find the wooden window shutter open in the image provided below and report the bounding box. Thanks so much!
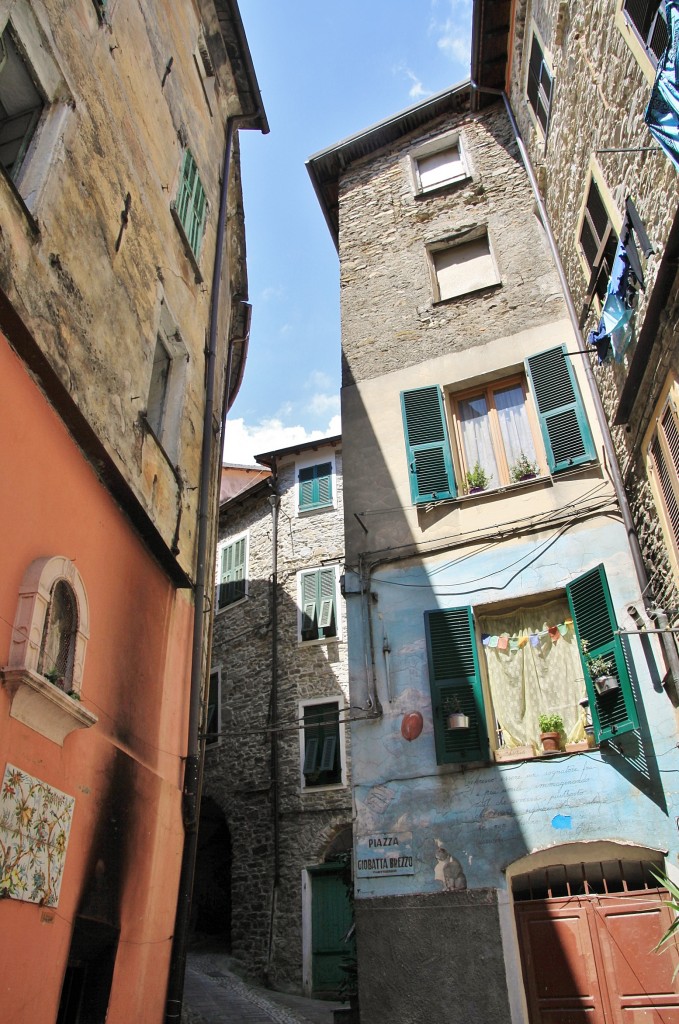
[567,564,639,743]
[318,568,336,636]
[526,346,596,473]
[401,386,457,504]
[649,399,679,559]
[299,462,333,510]
[303,737,319,774]
[424,607,489,764]
[319,735,337,772]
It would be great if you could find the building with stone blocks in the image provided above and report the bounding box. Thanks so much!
[308,79,679,1024]
[474,0,679,621]
[0,1,266,1021]
[201,437,353,997]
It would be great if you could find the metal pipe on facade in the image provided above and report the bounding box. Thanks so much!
[470,81,679,693]
[266,470,281,975]
[165,114,238,1024]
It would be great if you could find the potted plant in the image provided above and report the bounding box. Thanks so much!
[44,668,65,690]
[446,695,470,730]
[465,462,491,494]
[581,641,619,694]
[538,712,564,752]
[510,452,539,482]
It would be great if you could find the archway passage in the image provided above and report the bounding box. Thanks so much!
[513,858,679,1024]
[192,796,232,943]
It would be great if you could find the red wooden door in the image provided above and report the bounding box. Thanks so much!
[516,891,679,1024]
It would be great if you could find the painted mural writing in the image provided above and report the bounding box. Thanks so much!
[0,763,75,906]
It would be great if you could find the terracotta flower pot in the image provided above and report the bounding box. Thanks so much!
[540,730,560,752]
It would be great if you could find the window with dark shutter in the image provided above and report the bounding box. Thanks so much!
[401,386,457,504]
[579,178,619,302]
[424,607,489,764]
[172,149,208,259]
[525,346,596,473]
[217,537,247,609]
[298,462,333,512]
[302,702,342,786]
[623,0,669,64]
[526,34,553,134]
[567,564,639,743]
[0,25,44,182]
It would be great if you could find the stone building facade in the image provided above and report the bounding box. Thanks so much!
[202,437,353,997]
[308,78,679,1024]
[0,1,266,1020]
[474,0,679,615]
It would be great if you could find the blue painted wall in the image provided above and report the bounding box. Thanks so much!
[346,519,679,898]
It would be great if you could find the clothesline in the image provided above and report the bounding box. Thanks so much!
[482,618,574,651]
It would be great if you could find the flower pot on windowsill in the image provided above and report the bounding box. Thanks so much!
[594,674,619,695]
[469,486,486,494]
[518,472,537,482]
[540,730,561,752]
[447,712,470,730]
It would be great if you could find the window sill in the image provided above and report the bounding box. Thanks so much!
[414,175,472,200]
[297,504,336,517]
[0,165,40,238]
[457,473,551,503]
[170,202,204,284]
[299,636,342,647]
[494,741,595,763]
[215,595,248,615]
[432,279,502,305]
[302,781,346,793]
[1,667,97,746]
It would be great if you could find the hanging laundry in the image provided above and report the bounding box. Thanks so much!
[587,234,636,362]
[645,0,679,171]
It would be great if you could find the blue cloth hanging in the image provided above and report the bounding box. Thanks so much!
[587,235,636,362]
[645,0,679,171]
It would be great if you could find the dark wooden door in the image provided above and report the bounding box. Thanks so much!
[310,864,353,997]
[516,890,679,1024]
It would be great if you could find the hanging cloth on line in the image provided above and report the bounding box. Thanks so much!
[645,0,679,171]
[587,227,638,362]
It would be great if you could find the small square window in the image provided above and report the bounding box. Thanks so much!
[299,567,338,642]
[297,460,334,513]
[0,25,45,182]
[301,700,343,788]
[526,33,553,135]
[216,534,247,609]
[450,377,544,493]
[413,134,469,194]
[144,302,187,461]
[430,231,500,302]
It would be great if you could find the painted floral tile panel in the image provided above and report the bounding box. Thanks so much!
[0,763,75,906]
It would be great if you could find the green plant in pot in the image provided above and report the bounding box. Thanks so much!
[581,640,619,694]
[510,452,539,482]
[466,461,491,494]
[538,712,564,752]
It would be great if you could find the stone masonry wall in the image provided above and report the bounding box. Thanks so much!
[508,0,679,612]
[338,100,567,388]
[205,444,352,991]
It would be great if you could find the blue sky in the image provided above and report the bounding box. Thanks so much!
[224,0,473,465]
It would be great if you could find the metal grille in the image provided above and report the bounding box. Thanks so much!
[38,579,77,684]
[512,859,663,901]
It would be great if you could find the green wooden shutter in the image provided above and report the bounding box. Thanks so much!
[231,537,246,602]
[525,346,596,473]
[303,737,319,774]
[175,149,207,257]
[424,607,489,764]
[318,568,337,638]
[218,538,246,607]
[303,703,341,784]
[299,463,333,510]
[566,564,639,743]
[401,386,457,504]
[301,571,319,639]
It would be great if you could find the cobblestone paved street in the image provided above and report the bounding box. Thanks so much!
[184,950,345,1024]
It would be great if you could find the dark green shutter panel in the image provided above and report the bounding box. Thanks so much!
[301,571,318,639]
[424,607,489,764]
[526,346,596,473]
[401,386,456,504]
[299,463,333,510]
[316,463,333,506]
[567,564,639,743]
[299,466,316,509]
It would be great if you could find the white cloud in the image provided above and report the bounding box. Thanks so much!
[308,392,341,417]
[261,284,284,303]
[305,370,334,392]
[394,63,432,100]
[433,0,472,67]
[223,414,341,466]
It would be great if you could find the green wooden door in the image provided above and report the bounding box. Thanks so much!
[311,864,353,997]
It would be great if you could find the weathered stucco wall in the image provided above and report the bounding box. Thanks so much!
[0,0,247,580]
[205,443,352,990]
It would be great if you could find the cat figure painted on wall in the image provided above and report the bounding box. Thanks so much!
[434,838,467,891]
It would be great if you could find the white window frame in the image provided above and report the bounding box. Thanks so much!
[297,564,342,644]
[644,374,679,586]
[575,159,623,294]
[409,129,471,196]
[615,0,667,86]
[0,1,72,213]
[145,298,188,463]
[215,531,249,612]
[194,29,216,114]
[298,695,347,792]
[428,227,501,303]
[294,451,337,516]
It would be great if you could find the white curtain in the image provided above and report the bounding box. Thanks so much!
[458,394,498,485]
[494,384,537,472]
[478,597,586,752]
